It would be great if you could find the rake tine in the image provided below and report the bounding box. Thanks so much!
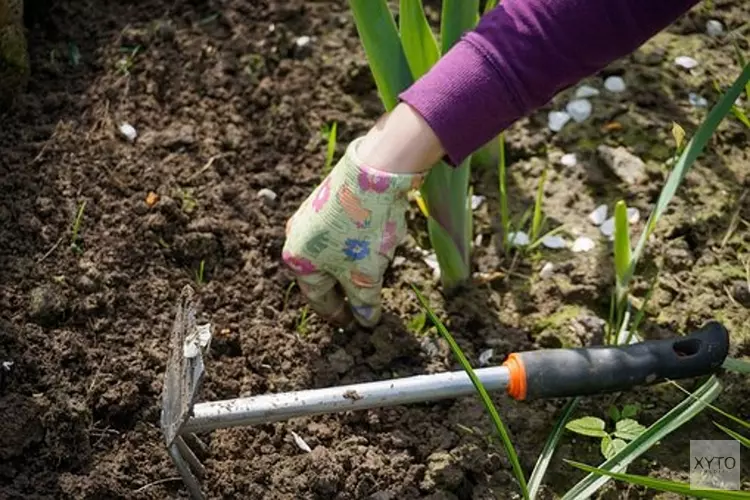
[175,436,206,478]
[185,433,209,458]
[168,442,204,500]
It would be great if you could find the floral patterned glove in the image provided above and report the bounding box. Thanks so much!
[282,137,424,327]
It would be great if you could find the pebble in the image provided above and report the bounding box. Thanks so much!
[509,231,530,247]
[548,111,571,132]
[118,123,137,142]
[575,84,600,98]
[689,93,708,107]
[540,262,555,279]
[541,235,567,249]
[566,99,593,123]
[604,76,627,93]
[675,56,699,69]
[588,204,608,226]
[571,236,595,253]
[599,217,615,237]
[561,153,578,167]
[706,19,724,37]
[597,145,647,185]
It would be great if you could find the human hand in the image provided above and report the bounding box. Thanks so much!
[282,136,425,328]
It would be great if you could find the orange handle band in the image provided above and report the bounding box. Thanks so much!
[503,353,527,401]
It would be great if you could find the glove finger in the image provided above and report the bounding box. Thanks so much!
[339,269,383,328]
[295,271,352,327]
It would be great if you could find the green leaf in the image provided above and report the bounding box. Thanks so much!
[614,418,647,441]
[399,0,440,79]
[627,64,750,283]
[714,422,750,448]
[565,417,608,438]
[439,0,479,55]
[348,0,414,111]
[411,285,530,499]
[407,310,427,334]
[483,0,499,14]
[323,122,337,173]
[566,460,750,499]
[613,200,632,305]
[530,169,548,242]
[528,397,580,499]
[562,376,722,499]
[621,403,640,420]
[497,133,510,252]
[671,122,686,150]
[426,215,470,290]
[601,435,627,460]
[722,356,750,374]
[608,406,621,423]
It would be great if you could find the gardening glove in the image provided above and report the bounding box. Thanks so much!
[282,136,424,328]
[0,0,30,105]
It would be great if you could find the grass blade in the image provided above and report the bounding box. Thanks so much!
[528,397,580,499]
[497,133,510,252]
[530,169,547,243]
[323,122,337,173]
[399,0,440,79]
[714,422,750,448]
[613,201,632,304]
[722,356,750,374]
[348,0,413,110]
[411,285,530,499]
[627,64,750,283]
[483,0,499,14]
[440,0,479,54]
[566,460,750,499]
[562,376,722,499]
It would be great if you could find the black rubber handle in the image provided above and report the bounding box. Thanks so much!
[506,321,729,400]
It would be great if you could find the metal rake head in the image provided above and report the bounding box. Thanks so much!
[160,285,213,499]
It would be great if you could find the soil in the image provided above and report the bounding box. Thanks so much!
[1,0,749,499]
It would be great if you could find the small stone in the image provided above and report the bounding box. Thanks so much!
[548,111,571,132]
[118,123,137,142]
[597,145,647,185]
[706,20,724,37]
[571,236,595,253]
[257,188,277,204]
[540,262,555,279]
[509,231,530,247]
[575,85,600,98]
[689,93,708,107]
[566,99,592,123]
[28,285,67,327]
[560,153,578,167]
[675,56,698,69]
[627,207,640,224]
[478,349,493,367]
[599,217,615,238]
[604,76,626,93]
[730,281,750,307]
[541,235,567,249]
[589,204,608,226]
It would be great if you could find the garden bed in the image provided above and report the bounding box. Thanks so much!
[0,0,748,498]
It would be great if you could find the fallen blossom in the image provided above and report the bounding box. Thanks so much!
[588,205,608,226]
[627,207,640,224]
[604,76,626,93]
[689,93,708,107]
[675,56,698,69]
[571,236,595,253]
[509,231,530,247]
[706,20,723,37]
[479,349,494,367]
[560,153,578,167]
[471,195,485,210]
[291,431,312,453]
[575,85,600,98]
[542,235,567,249]
[540,262,555,279]
[119,123,137,142]
[599,217,615,238]
[548,111,571,132]
[566,99,592,123]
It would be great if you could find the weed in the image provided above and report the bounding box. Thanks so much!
[194,260,205,285]
[296,306,310,335]
[565,405,646,461]
[321,122,338,173]
[116,45,141,75]
[70,200,86,254]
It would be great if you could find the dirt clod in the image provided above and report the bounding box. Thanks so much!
[27,285,67,327]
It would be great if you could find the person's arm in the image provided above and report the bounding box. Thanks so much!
[358,0,698,173]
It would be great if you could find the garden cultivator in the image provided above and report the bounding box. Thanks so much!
[161,286,730,499]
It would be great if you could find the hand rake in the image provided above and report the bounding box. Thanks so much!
[160,285,730,499]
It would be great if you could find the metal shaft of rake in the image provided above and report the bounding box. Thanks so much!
[182,366,510,433]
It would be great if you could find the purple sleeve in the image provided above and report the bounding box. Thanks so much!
[399,0,698,165]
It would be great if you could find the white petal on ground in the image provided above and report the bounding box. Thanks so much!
[675,56,699,69]
[291,431,312,453]
[588,204,608,226]
[599,217,615,237]
[571,236,595,253]
[561,153,578,167]
[604,76,626,93]
[509,231,530,247]
[471,195,485,210]
[295,35,312,47]
[566,99,593,123]
[392,256,406,267]
[542,235,567,249]
[627,207,640,224]
[575,84,600,98]
[118,123,137,142]
[706,19,724,37]
[2,360,13,371]
[257,188,278,202]
[548,111,571,132]
[478,349,494,367]
[540,262,555,279]
[689,92,708,107]
[474,233,483,248]
[423,252,441,279]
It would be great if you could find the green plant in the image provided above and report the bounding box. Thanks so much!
[70,200,86,254]
[194,260,205,285]
[296,305,310,335]
[322,122,338,173]
[116,45,140,75]
[565,405,647,461]
[349,0,494,291]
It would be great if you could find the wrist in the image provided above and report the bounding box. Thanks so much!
[356,102,445,174]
